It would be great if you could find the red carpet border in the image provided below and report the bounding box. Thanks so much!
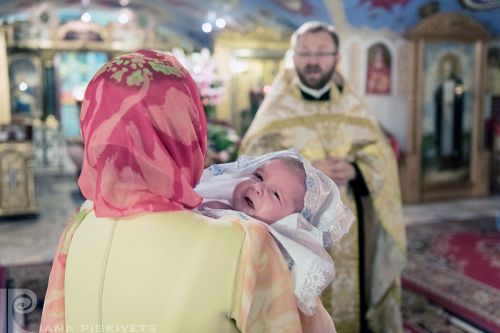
[402,218,500,332]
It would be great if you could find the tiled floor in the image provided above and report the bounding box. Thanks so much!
[403,195,499,225]
[0,173,83,267]
[1,173,498,267]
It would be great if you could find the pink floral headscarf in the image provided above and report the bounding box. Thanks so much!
[78,49,207,217]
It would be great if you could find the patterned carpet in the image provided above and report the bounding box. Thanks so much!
[402,218,500,332]
[403,288,474,333]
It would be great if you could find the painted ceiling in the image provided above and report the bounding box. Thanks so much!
[345,0,500,36]
[0,0,499,48]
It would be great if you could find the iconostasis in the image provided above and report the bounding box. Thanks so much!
[214,26,291,135]
[0,2,181,174]
[401,13,490,202]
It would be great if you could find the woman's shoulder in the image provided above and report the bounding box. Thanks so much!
[82,209,246,243]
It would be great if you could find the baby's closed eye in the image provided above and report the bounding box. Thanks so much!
[253,172,263,181]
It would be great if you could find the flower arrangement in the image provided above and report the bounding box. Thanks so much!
[205,120,241,166]
[171,48,239,165]
[171,47,225,119]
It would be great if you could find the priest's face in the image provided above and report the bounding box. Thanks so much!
[293,31,339,90]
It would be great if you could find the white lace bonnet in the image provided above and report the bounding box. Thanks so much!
[195,149,354,315]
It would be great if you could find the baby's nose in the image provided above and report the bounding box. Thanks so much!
[252,182,264,196]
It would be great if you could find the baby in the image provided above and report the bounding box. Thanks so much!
[195,149,354,320]
[199,156,307,224]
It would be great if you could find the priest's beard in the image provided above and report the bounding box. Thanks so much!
[297,65,336,90]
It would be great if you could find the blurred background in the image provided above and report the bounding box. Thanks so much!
[0,1,499,332]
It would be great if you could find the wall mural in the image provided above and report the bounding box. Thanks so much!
[0,0,334,49]
[365,42,392,95]
[1,1,499,52]
[345,0,500,36]
[460,0,500,10]
[487,45,500,98]
[8,55,42,121]
[359,0,410,11]
[421,42,475,185]
[486,43,500,123]
[55,52,108,140]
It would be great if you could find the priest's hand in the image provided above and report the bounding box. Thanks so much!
[313,157,355,186]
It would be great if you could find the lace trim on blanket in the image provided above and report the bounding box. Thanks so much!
[297,258,335,316]
[302,164,354,247]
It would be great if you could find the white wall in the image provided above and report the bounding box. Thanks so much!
[342,31,410,150]
[324,1,412,151]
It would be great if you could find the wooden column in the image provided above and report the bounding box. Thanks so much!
[0,27,11,125]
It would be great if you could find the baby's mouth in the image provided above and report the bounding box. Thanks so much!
[245,197,254,209]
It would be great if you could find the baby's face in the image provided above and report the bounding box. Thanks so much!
[232,159,306,224]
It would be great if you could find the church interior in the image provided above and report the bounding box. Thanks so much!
[0,0,499,332]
